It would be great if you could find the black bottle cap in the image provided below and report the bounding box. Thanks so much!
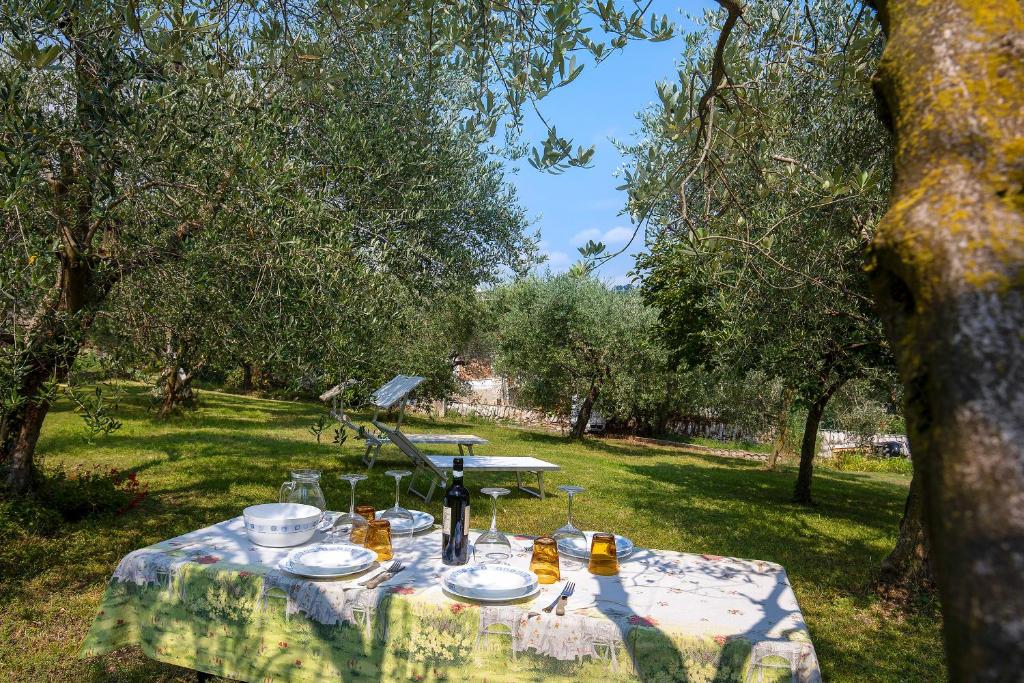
[453,457,464,470]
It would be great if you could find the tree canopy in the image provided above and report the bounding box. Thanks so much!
[616,0,896,502]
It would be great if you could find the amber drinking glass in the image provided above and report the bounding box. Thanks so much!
[365,519,393,561]
[351,505,375,545]
[588,533,619,576]
[530,537,561,584]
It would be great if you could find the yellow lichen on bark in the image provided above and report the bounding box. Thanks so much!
[872,0,1024,295]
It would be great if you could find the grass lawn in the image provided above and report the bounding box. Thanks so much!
[0,386,944,682]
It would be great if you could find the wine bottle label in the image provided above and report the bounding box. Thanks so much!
[463,506,470,536]
[443,506,451,534]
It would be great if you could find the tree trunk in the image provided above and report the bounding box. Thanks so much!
[2,257,109,493]
[793,381,843,505]
[241,361,254,393]
[570,377,600,439]
[877,472,933,592]
[867,1,1024,678]
[158,366,196,418]
[4,323,92,492]
[768,388,795,471]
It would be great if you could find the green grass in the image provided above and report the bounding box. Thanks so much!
[0,385,944,682]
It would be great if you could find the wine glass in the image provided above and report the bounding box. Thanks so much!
[552,485,587,564]
[474,487,512,564]
[330,473,368,544]
[380,470,415,549]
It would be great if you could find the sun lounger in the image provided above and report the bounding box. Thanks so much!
[374,422,559,502]
[320,375,489,469]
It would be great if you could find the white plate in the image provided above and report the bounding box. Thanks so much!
[444,582,542,604]
[557,531,635,560]
[279,557,376,579]
[443,564,538,601]
[282,543,377,577]
[375,509,434,534]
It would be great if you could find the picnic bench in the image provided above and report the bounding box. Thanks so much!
[375,422,560,501]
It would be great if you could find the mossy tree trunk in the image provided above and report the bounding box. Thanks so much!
[868,0,1024,677]
[877,472,932,592]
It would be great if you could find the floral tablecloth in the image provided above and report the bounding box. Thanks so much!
[81,516,821,682]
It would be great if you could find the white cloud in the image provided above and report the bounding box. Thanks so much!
[545,250,571,269]
[571,228,602,246]
[571,225,636,248]
[602,225,635,245]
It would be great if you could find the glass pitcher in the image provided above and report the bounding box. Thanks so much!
[279,470,326,511]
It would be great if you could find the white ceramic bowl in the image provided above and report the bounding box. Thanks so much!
[243,503,322,547]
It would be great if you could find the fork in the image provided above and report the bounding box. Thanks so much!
[365,561,405,589]
[542,582,575,614]
[357,560,400,586]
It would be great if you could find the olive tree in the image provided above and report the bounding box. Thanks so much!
[491,274,656,437]
[622,0,893,506]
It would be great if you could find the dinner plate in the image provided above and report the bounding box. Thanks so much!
[281,543,377,577]
[375,509,434,534]
[279,557,377,579]
[443,564,538,601]
[556,531,635,560]
[443,582,542,604]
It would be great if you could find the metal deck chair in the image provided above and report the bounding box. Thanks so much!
[373,422,559,502]
[321,376,488,469]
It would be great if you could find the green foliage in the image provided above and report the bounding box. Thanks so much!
[621,0,895,413]
[489,274,660,423]
[66,386,122,441]
[823,378,904,439]
[308,415,328,445]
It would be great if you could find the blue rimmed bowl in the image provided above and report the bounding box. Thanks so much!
[243,503,322,547]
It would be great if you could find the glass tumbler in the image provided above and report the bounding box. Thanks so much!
[351,505,375,545]
[365,519,393,561]
[588,533,619,576]
[530,537,561,584]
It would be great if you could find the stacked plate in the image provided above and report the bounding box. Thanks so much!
[556,531,635,560]
[279,543,377,578]
[374,509,434,534]
[443,564,540,603]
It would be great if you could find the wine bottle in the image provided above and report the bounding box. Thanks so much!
[442,457,470,565]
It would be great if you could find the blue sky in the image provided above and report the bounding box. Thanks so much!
[504,0,713,286]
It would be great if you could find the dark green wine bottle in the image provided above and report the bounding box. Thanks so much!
[442,457,470,565]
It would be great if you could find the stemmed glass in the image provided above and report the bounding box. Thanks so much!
[552,485,587,564]
[330,473,368,544]
[474,487,512,564]
[380,470,415,549]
